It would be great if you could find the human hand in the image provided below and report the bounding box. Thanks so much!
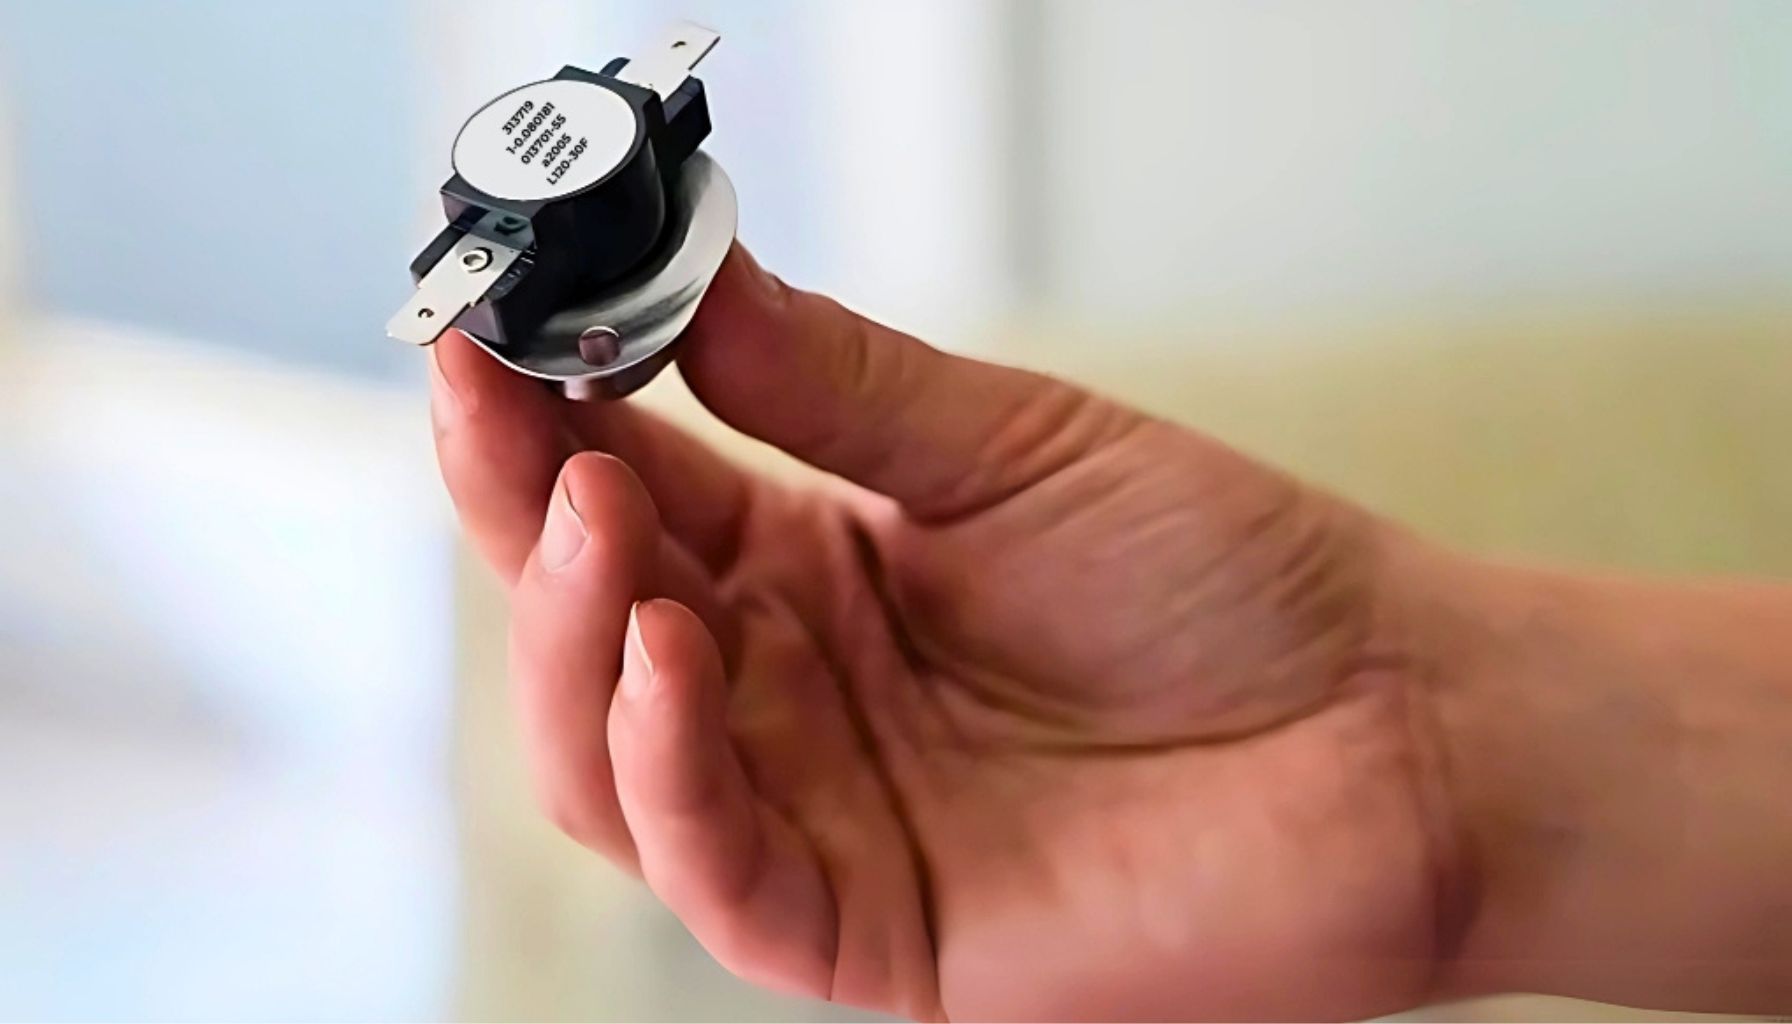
[430,245,1457,1020]
[429,246,1792,1020]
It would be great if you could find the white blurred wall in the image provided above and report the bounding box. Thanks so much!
[1026,0,1792,331]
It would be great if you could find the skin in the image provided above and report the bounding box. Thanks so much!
[429,245,1792,1021]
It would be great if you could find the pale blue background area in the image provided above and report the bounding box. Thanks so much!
[0,4,454,1019]
[0,0,419,379]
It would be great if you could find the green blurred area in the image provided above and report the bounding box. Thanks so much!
[1027,307,1792,578]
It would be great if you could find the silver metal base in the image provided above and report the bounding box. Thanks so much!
[467,151,738,399]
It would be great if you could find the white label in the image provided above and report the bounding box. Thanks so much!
[452,79,638,202]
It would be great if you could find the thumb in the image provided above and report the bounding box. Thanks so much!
[678,245,1139,518]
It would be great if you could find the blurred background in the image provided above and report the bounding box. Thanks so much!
[0,0,1787,1020]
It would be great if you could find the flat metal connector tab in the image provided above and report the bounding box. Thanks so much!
[616,20,720,98]
[386,231,522,346]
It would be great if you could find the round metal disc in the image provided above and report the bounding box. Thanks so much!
[465,151,738,399]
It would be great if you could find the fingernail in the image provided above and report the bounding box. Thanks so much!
[622,602,656,697]
[538,479,586,572]
[433,335,483,410]
[428,347,469,421]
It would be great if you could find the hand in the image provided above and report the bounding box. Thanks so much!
[430,245,1460,1020]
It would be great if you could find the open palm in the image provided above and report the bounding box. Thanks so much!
[431,247,1461,1021]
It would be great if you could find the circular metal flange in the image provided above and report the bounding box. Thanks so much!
[462,151,738,400]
